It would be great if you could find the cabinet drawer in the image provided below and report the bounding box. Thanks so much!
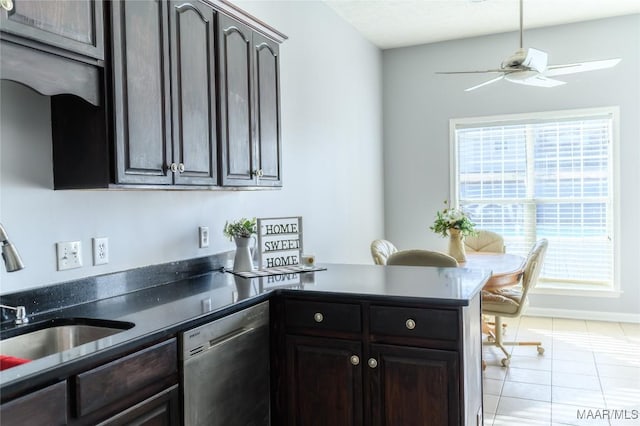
[370,306,458,341]
[0,381,67,426]
[285,300,361,334]
[75,338,177,416]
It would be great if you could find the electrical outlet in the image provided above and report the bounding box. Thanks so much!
[199,226,209,248]
[93,237,109,265]
[56,241,82,271]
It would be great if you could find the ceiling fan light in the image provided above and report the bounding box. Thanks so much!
[523,48,549,73]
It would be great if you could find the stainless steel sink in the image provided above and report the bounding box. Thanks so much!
[0,319,134,361]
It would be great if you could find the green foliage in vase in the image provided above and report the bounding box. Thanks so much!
[430,201,477,237]
[223,217,257,241]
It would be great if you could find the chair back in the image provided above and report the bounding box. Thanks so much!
[515,239,549,315]
[370,239,398,265]
[464,230,505,253]
[387,249,458,267]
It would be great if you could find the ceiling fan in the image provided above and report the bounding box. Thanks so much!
[437,0,621,92]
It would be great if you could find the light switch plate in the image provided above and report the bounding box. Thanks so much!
[57,241,82,271]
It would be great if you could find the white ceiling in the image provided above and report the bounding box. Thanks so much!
[324,0,640,49]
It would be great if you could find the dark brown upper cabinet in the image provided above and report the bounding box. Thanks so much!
[0,0,104,105]
[109,0,173,186]
[52,0,219,188]
[169,0,218,186]
[109,0,218,186]
[50,0,285,190]
[219,13,282,187]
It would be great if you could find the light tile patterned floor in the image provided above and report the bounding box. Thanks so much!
[482,316,640,426]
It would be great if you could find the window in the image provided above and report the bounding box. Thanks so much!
[451,108,618,290]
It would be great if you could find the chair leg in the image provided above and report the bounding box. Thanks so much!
[493,316,511,367]
[484,315,508,336]
[483,315,545,367]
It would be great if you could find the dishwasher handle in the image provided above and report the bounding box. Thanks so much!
[208,327,255,350]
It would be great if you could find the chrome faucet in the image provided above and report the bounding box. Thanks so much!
[0,304,29,325]
[0,222,25,272]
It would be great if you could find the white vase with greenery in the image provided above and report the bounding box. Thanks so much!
[430,202,477,263]
[224,218,257,272]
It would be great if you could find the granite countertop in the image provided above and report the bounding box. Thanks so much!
[0,262,490,394]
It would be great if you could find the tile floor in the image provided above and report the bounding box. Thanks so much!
[482,316,640,426]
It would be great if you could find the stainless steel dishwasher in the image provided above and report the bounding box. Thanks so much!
[181,301,270,426]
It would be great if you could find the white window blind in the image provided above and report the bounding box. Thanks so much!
[454,110,615,288]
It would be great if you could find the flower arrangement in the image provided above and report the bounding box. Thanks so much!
[223,217,257,240]
[430,202,477,237]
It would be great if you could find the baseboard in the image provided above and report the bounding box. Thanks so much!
[526,307,640,323]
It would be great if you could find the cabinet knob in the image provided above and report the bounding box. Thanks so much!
[178,163,185,173]
[405,319,416,330]
[252,169,264,178]
[313,312,323,323]
[350,355,360,366]
[0,0,13,12]
[368,358,378,369]
[169,163,178,173]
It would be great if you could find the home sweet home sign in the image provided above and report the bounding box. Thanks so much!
[257,216,303,269]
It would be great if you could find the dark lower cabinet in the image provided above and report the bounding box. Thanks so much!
[285,335,363,426]
[369,344,459,426]
[96,385,180,426]
[74,339,178,419]
[0,381,67,426]
[0,338,179,426]
[275,296,482,426]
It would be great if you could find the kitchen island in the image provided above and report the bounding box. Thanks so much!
[0,260,489,425]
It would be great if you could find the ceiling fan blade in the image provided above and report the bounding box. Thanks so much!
[506,74,566,88]
[523,48,548,73]
[436,70,507,75]
[545,58,621,77]
[465,75,504,92]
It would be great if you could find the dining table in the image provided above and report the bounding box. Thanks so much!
[459,252,526,291]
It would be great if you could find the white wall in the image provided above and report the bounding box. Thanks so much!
[0,1,384,294]
[383,15,640,316]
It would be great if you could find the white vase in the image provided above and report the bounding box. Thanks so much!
[233,236,255,272]
[448,228,466,263]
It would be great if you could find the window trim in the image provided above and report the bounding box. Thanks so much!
[449,106,621,293]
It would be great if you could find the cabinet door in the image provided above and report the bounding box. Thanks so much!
[0,0,104,60]
[110,0,173,185]
[218,13,255,186]
[95,385,180,426]
[253,32,282,186]
[285,335,363,426]
[369,344,460,426]
[169,1,218,186]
